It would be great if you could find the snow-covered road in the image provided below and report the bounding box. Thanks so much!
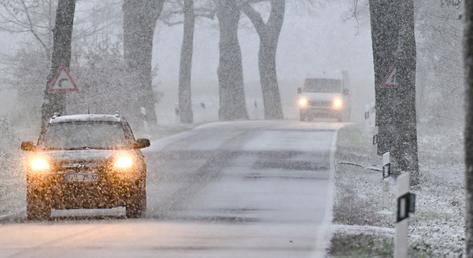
[0,121,343,258]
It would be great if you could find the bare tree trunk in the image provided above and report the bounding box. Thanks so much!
[178,0,195,124]
[369,0,419,185]
[464,0,473,255]
[40,0,76,130]
[123,0,165,129]
[241,0,284,120]
[394,0,419,185]
[216,0,249,121]
[46,0,53,64]
[368,0,399,155]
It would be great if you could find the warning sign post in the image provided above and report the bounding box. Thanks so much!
[47,65,78,93]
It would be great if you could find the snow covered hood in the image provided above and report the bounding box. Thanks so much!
[44,149,115,162]
[50,114,122,124]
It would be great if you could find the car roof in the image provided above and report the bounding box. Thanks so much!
[49,114,123,124]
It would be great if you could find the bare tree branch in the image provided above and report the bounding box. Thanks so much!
[160,0,215,26]
[239,1,266,35]
[20,0,49,57]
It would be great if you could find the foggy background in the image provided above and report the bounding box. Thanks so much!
[0,1,375,126]
[0,0,462,134]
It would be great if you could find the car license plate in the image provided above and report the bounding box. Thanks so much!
[65,173,98,182]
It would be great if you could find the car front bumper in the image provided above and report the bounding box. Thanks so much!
[300,107,342,118]
[27,170,144,209]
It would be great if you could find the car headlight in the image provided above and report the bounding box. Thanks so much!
[332,97,344,111]
[113,154,134,170]
[29,156,51,173]
[298,97,309,108]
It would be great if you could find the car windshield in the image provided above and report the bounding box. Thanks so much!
[40,121,128,150]
[304,79,342,93]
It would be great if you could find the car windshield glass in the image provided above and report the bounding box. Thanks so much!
[304,79,342,93]
[40,121,128,150]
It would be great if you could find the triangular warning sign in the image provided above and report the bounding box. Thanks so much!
[48,65,78,93]
[382,65,399,88]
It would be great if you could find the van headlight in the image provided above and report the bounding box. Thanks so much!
[298,97,309,108]
[332,97,344,111]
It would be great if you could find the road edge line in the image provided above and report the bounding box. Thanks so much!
[313,127,340,257]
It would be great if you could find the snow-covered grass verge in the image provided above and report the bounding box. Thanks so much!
[0,119,24,218]
[329,124,464,257]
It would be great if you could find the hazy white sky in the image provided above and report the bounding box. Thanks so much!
[154,1,374,83]
[0,1,374,84]
[0,1,375,119]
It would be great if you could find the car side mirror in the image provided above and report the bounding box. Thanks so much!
[133,138,150,149]
[297,88,302,94]
[343,89,350,95]
[21,141,36,151]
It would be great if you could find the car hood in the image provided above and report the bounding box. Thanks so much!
[44,149,115,162]
[300,93,343,101]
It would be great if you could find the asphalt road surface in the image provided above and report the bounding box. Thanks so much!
[0,121,343,258]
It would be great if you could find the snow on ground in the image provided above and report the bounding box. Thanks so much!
[330,123,464,257]
[0,120,340,258]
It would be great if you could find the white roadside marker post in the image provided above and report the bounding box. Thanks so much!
[373,126,379,146]
[382,152,391,192]
[395,173,416,258]
[364,104,371,130]
[368,103,377,146]
[369,103,376,128]
[395,173,409,258]
[382,152,416,258]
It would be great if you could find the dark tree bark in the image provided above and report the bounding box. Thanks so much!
[369,0,419,185]
[241,0,284,120]
[393,0,419,185]
[123,0,165,129]
[178,0,195,124]
[464,0,473,255]
[216,0,249,120]
[40,0,76,130]
[369,0,399,155]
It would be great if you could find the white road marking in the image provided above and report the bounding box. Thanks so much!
[313,127,339,257]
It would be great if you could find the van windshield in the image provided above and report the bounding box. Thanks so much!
[304,78,342,93]
[40,121,128,150]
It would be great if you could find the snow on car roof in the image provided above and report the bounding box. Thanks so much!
[49,114,122,124]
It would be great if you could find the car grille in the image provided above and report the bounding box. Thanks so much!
[57,161,102,173]
[309,100,331,107]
